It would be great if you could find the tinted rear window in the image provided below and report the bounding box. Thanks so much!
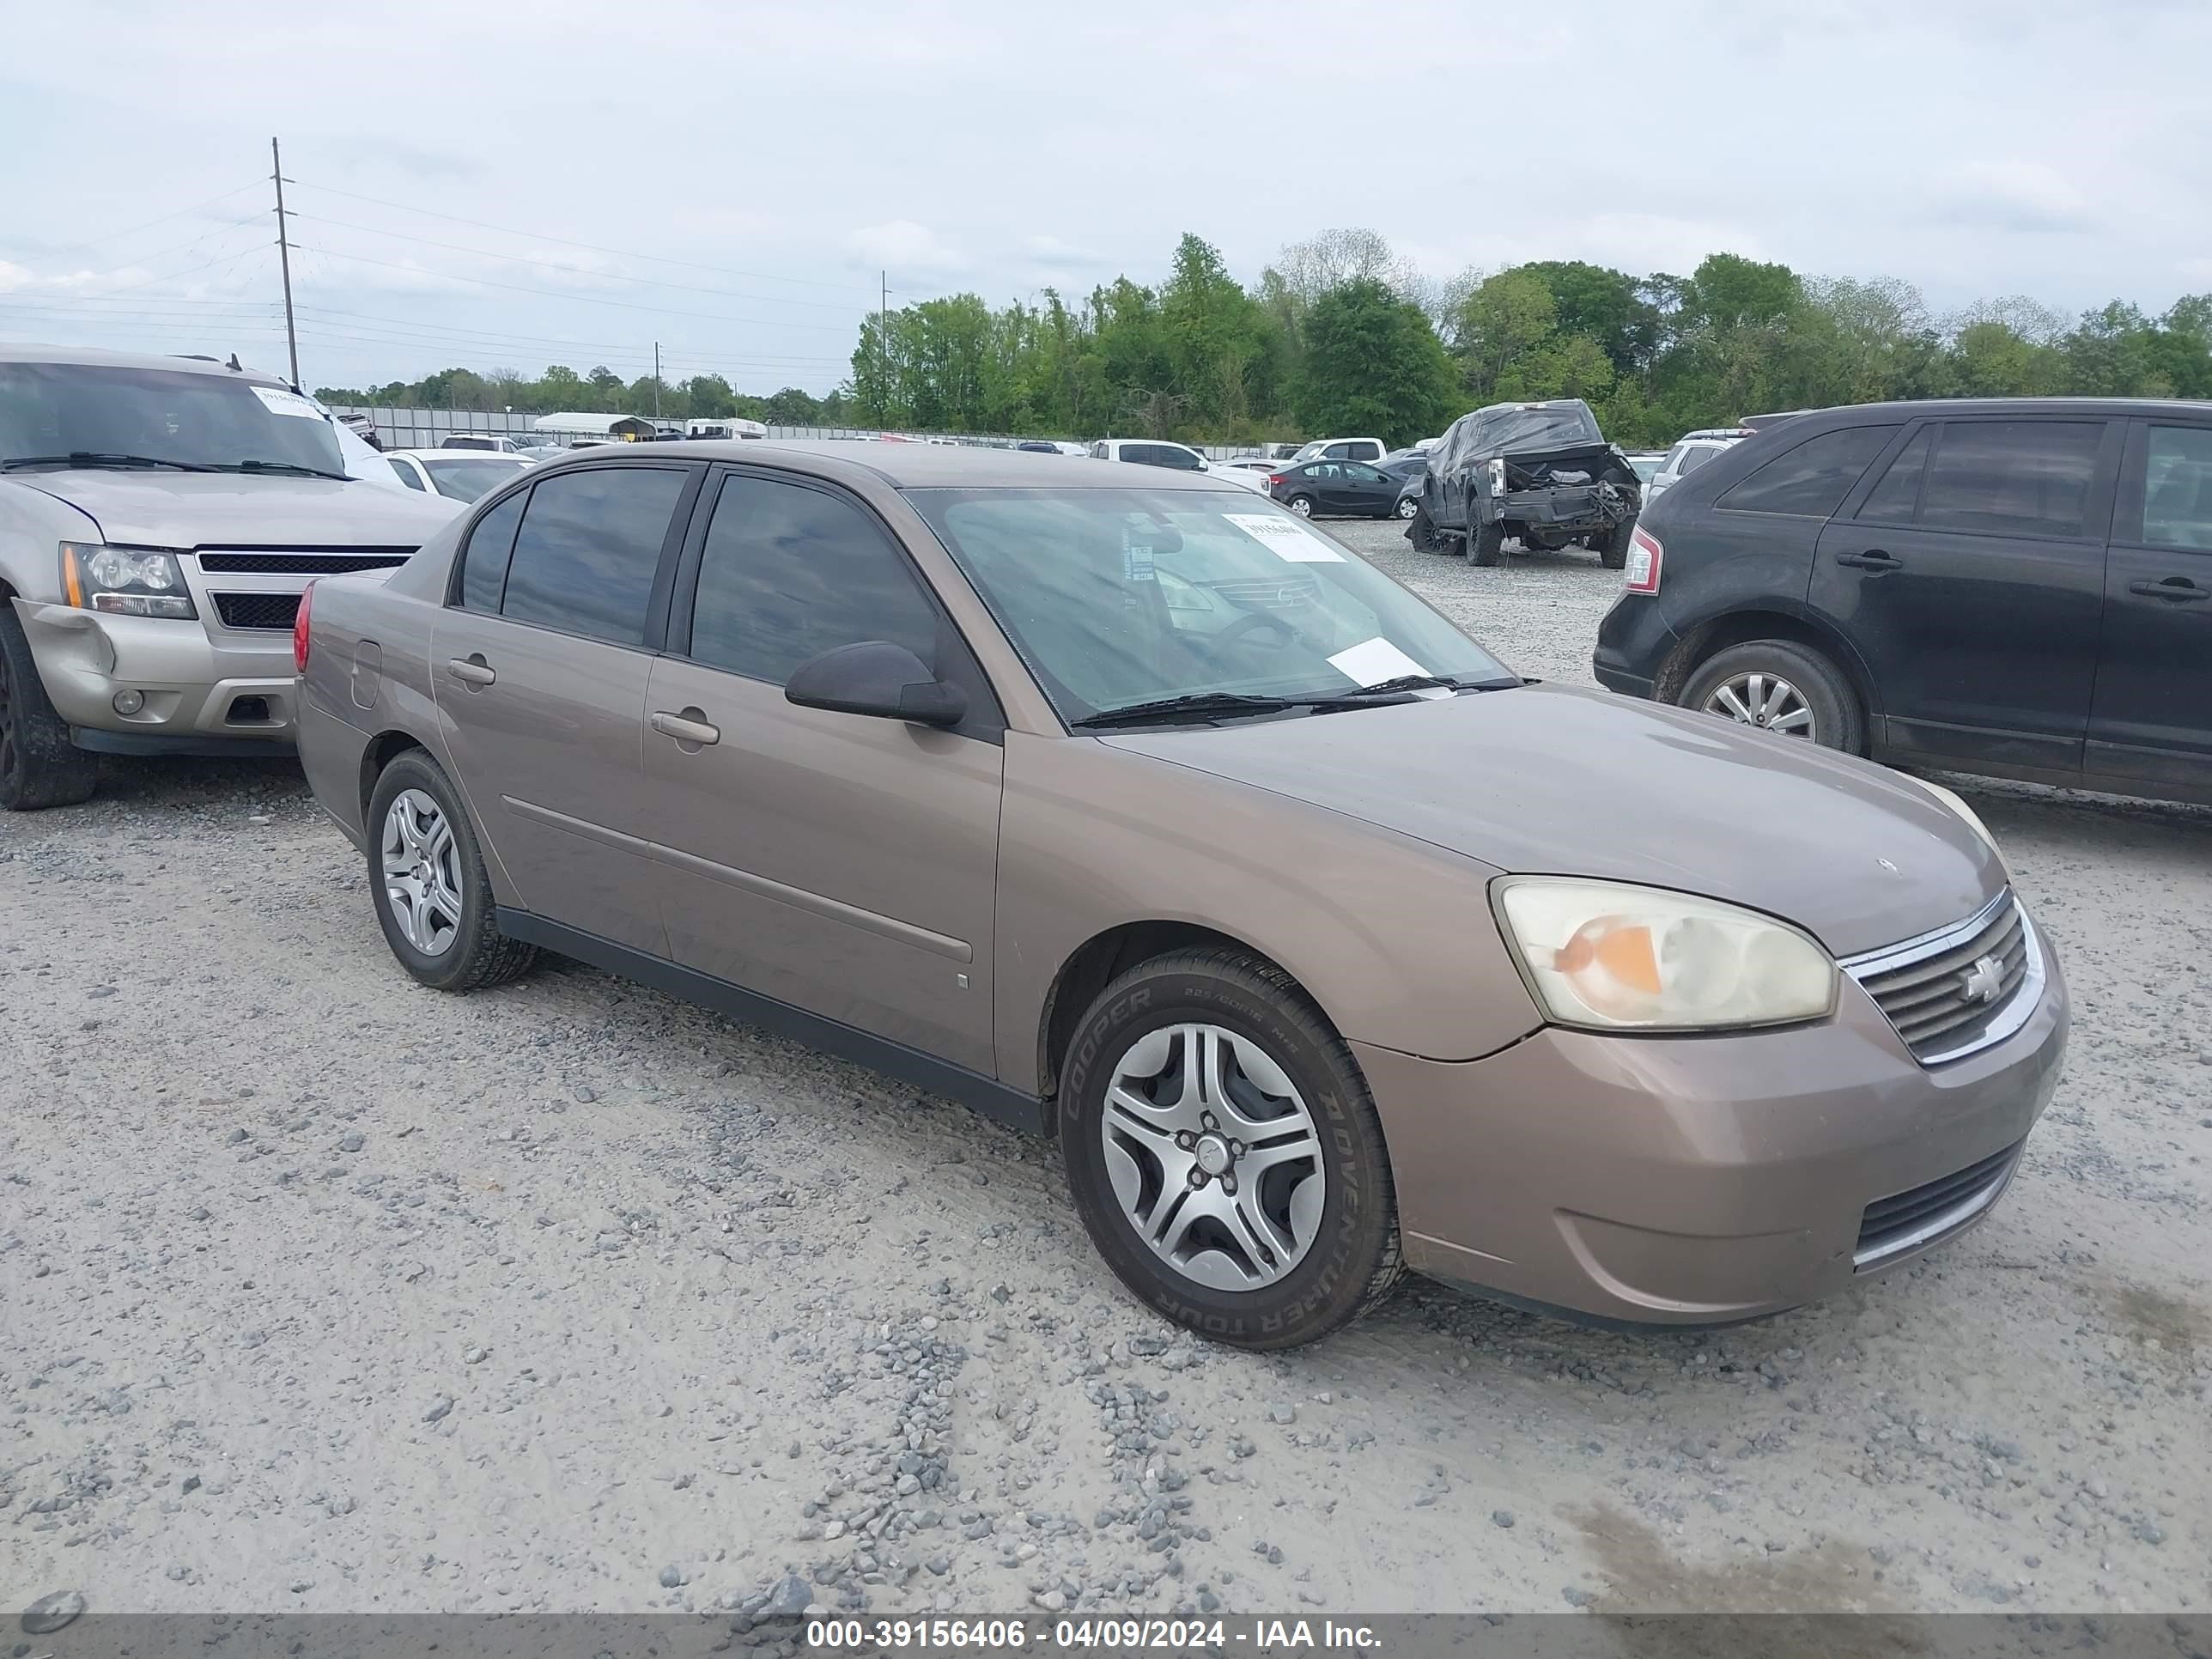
[458,489,526,612]
[1856,426,1931,522]
[1919,421,2104,538]
[500,467,686,644]
[1717,426,1894,518]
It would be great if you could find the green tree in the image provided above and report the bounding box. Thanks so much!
[1452,269,1558,402]
[1295,279,1455,447]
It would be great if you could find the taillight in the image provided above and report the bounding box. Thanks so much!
[1267,473,1285,487]
[1625,526,1663,594]
[293,580,314,672]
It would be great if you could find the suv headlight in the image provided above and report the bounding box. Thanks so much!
[1915,778,2008,874]
[61,543,197,620]
[1492,878,1838,1032]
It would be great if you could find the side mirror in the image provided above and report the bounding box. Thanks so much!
[785,640,967,728]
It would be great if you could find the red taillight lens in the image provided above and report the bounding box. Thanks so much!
[293,580,314,672]
[1267,473,1285,487]
[1625,526,1663,594]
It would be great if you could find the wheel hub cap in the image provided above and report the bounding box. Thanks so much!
[1194,1133,1233,1176]
[380,788,465,957]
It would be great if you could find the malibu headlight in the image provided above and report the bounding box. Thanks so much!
[1484,457,1507,496]
[1915,778,2008,876]
[1492,878,1838,1033]
[60,542,197,620]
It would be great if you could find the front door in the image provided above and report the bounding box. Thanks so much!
[2087,418,2212,791]
[431,464,697,955]
[641,467,1006,1075]
[1811,416,2118,775]
[1338,461,1394,515]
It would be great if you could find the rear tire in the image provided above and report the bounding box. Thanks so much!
[1470,520,1504,567]
[1286,495,1315,517]
[0,609,99,812]
[1680,640,1864,754]
[1058,949,1402,1350]
[1593,515,1634,569]
[366,750,540,991]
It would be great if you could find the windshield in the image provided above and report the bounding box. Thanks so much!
[906,487,1515,724]
[0,361,345,475]
[423,456,532,501]
[1474,403,1601,454]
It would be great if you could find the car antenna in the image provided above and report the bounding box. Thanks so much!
[227,353,243,372]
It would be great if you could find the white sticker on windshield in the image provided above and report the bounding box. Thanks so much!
[1123,538,1156,582]
[250,385,325,419]
[1224,512,1345,562]
[1327,637,1431,688]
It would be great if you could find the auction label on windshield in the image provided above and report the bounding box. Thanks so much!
[1327,636,1430,687]
[1224,513,1345,562]
[251,385,326,419]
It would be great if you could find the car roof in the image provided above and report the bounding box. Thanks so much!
[1786,396,2212,422]
[0,341,287,382]
[538,438,1236,491]
[386,448,534,463]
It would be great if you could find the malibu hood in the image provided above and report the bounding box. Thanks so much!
[18,470,460,550]
[1101,682,2004,959]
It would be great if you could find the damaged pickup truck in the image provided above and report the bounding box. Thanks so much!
[1406,399,1641,568]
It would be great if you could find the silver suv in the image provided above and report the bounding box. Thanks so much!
[1,344,458,809]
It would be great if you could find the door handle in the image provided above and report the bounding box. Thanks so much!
[651,708,721,746]
[1834,550,1902,571]
[2128,577,2209,602]
[445,655,495,686]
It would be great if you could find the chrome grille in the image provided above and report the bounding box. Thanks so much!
[1842,889,2043,1066]
[1855,1140,2021,1270]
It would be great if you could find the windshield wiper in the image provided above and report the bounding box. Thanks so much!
[1070,691,1298,729]
[1291,673,1521,709]
[212,459,349,480]
[0,452,217,472]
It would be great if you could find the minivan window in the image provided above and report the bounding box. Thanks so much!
[685,474,940,684]
[1919,421,2104,538]
[1856,426,1932,521]
[2142,425,2212,550]
[499,466,686,645]
[1717,425,1894,518]
[458,488,527,613]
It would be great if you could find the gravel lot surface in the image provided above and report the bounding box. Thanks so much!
[4,516,2208,1620]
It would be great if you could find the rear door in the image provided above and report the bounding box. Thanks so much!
[2086,418,2212,791]
[1811,416,2116,775]
[639,467,1006,1074]
[431,463,700,953]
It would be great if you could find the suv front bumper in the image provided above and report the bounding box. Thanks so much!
[13,599,297,751]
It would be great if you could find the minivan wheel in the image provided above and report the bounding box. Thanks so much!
[1286,495,1315,517]
[0,609,99,812]
[1058,949,1402,1349]
[1470,520,1504,566]
[1680,641,1865,753]
[366,750,539,992]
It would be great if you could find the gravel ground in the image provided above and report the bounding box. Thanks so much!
[4,517,2208,1620]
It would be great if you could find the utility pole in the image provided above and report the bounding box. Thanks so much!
[653,342,661,420]
[270,137,300,387]
[878,269,888,423]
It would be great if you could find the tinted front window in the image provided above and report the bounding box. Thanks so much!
[1919,422,2103,538]
[2142,425,2212,550]
[500,467,685,644]
[1856,426,1931,522]
[907,487,1513,722]
[0,362,344,476]
[688,474,939,683]
[1717,426,1893,518]
[459,489,527,613]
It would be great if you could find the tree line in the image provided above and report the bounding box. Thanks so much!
[317,228,2212,451]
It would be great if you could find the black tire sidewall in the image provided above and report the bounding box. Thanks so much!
[366,752,501,988]
[1288,495,1314,516]
[1059,961,1395,1346]
[1682,641,1864,754]
[0,609,98,811]
[1471,520,1504,565]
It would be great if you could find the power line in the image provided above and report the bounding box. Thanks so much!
[8,217,267,292]
[289,178,878,295]
[8,179,266,265]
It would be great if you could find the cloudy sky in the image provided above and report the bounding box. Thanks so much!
[2,0,2203,397]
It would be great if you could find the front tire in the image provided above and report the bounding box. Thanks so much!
[0,609,99,812]
[1058,949,1402,1349]
[1470,520,1504,566]
[1406,501,1438,551]
[1680,640,1864,753]
[366,750,540,991]
[1285,495,1315,517]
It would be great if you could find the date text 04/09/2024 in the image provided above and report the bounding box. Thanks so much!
[803,1617,1382,1650]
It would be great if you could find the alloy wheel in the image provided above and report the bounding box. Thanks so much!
[1288,496,1312,516]
[1098,1024,1325,1292]
[1703,671,1817,739]
[1395,495,1419,518]
[380,788,465,956]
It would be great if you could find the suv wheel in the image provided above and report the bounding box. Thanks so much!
[1470,520,1504,567]
[1592,516,1634,569]
[366,750,540,991]
[0,609,99,811]
[1680,641,1865,753]
[1058,949,1402,1349]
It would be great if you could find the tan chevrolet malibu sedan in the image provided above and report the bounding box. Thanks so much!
[294,443,2067,1348]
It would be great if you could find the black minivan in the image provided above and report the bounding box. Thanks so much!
[1594,398,2212,805]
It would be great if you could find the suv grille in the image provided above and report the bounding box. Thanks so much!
[198,550,411,574]
[212,592,303,631]
[1855,1141,2021,1270]
[1843,890,2039,1064]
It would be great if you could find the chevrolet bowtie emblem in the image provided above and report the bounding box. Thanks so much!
[1960,955,2004,1005]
